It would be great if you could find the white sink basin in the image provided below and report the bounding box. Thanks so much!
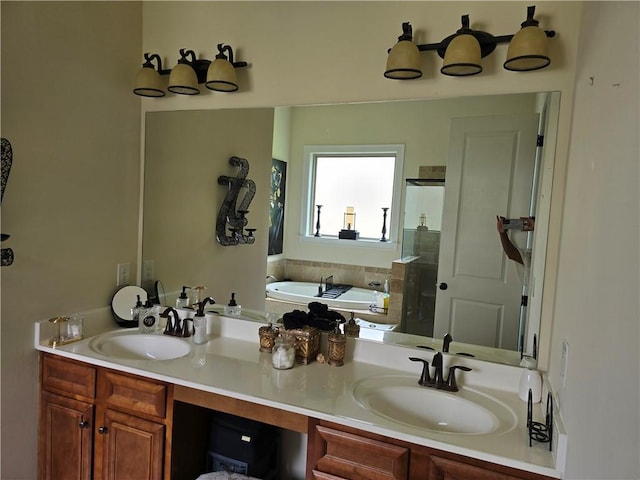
[89,332,191,360]
[352,375,517,435]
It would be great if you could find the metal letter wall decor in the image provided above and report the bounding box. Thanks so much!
[216,156,256,246]
[1,138,14,266]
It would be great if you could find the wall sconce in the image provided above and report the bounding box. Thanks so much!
[384,5,555,79]
[133,44,248,97]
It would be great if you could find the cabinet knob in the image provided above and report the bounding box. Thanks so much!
[98,426,108,435]
[78,420,89,429]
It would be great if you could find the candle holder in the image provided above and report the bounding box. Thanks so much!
[380,207,389,242]
[527,390,553,451]
[339,206,359,240]
[314,205,322,237]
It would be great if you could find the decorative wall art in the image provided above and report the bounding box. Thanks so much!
[268,159,286,255]
[216,156,256,246]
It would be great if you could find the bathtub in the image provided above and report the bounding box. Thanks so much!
[266,281,375,310]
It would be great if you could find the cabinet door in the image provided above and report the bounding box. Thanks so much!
[429,456,527,480]
[97,408,165,480]
[310,424,409,480]
[39,391,93,480]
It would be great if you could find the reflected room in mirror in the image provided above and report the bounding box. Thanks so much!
[141,92,560,367]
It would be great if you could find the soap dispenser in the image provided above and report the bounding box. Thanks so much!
[176,286,191,309]
[344,312,360,338]
[193,296,216,344]
[328,326,346,366]
[131,295,144,326]
[224,293,241,316]
[139,299,159,333]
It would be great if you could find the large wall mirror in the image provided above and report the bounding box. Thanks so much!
[142,91,560,366]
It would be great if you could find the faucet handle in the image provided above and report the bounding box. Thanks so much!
[444,365,472,392]
[409,357,434,387]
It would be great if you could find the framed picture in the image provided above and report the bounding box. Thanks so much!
[269,158,286,255]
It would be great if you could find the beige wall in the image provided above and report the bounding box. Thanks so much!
[548,3,639,478]
[144,108,274,308]
[1,2,142,478]
[4,2,639,479]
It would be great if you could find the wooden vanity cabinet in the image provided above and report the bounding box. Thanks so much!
[307,420,557,480]
[39,353,173,480]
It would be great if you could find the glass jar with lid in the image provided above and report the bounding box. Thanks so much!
[272,335,295,370]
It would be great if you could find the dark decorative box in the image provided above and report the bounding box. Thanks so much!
[338,229,359,240]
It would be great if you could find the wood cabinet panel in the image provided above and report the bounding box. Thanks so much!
[174,384,308,433]
[42,354,96,400]
[312,470,350,480]
[99,369,167,419]
[309,421,557,480]
[429,455,527,480]
[97,408,165,480]
[39,391,93,480]
[311,424,409,480]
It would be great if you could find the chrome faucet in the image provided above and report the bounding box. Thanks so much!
[266,275,278,283]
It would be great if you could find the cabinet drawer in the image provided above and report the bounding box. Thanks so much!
[313,424,409,480]
[42,354,96,400]
[99,370,167,419]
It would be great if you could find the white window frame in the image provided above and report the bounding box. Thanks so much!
[301,144,404,245]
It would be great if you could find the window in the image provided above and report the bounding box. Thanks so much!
[302,145,404,242]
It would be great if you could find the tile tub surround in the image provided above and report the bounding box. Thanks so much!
[35,312,566,478]
[266,259,391,290]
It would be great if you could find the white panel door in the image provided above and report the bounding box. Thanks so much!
[434,114,539,349]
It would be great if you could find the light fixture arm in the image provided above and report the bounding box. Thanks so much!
[216,43,248,69]
[142,53,171,75]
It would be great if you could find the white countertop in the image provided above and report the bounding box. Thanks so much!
[35,310,565,478]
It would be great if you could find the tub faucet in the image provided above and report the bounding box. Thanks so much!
[443,333,453,353]
[266,275,278,283]
[431,352,445,387]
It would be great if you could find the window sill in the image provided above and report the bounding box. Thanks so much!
[299,235,398,250]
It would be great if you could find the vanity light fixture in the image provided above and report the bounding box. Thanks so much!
[384,5,555,80]
[133,44,249,97]
[168,49,203,95]
[133,53,171,97]
[206,44,246,92]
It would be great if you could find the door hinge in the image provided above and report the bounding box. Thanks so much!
[521,295,529,306]
[537,135,544,147]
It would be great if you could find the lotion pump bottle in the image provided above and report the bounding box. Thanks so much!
[176,286,191,309]
[224,293,241,316]
[193,296,216,345]
[131,295,144,327]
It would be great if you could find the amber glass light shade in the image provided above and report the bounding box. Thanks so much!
[133,66,165,97]
[384,40,423,80]
[441,33,482,76]
[205,58,239,92]
[168,63,200,95]
[504,25,551,71]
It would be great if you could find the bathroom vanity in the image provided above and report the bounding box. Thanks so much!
[36,313,564,480]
